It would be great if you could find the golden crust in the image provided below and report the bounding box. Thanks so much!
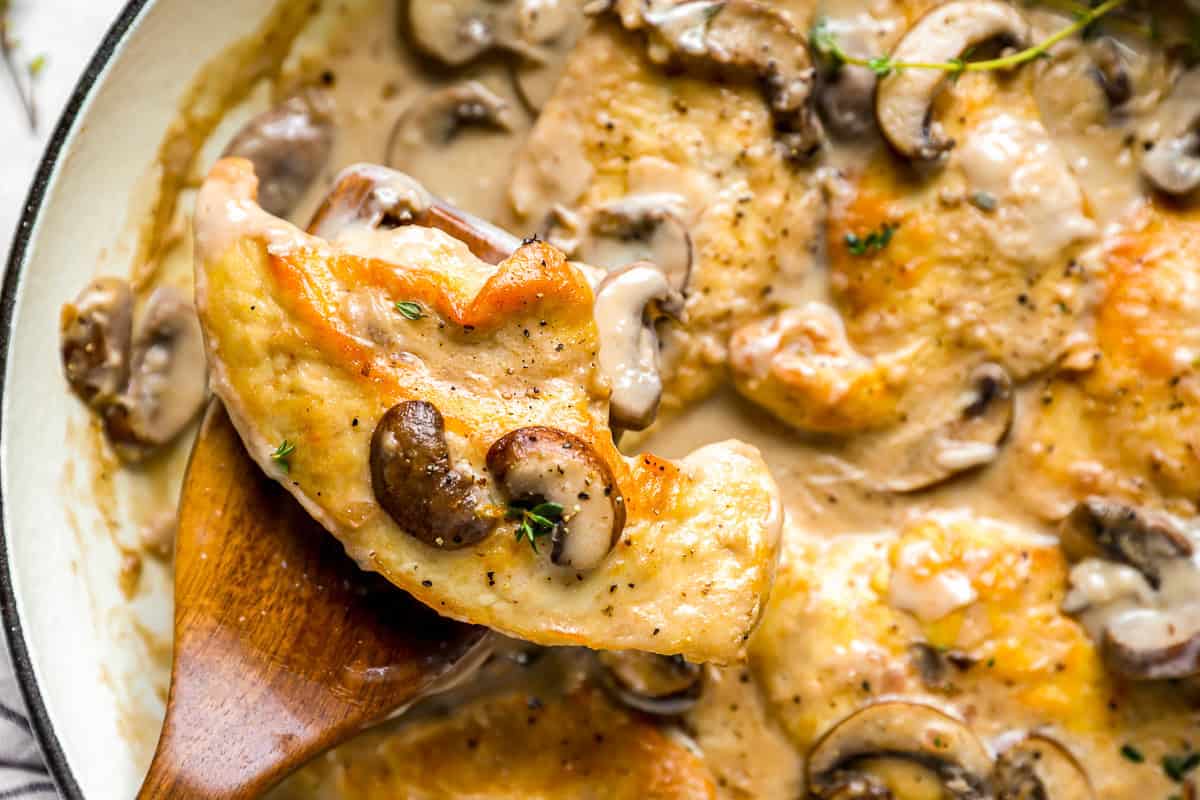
[751,513,1196,799]
[511,22,815,415]
[1018,203,1200,518]
[283,689,717,799]
[195,158,781,662]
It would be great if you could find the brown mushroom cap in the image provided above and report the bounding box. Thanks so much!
[993,735,1094,800]
[1060,497,1193,589]
[223,91,333,218]
[609,0,821,160]
[486,426,625,570]
[61,277,134,409]
[371,400,498,549]
[1103,609,1200,681]
[877,362,1014,493]
[587,197,694,295]
[593,262,684,432]
[1141,68,1200,195]
[102,286,208,462]
[594,650,704,715]
[807,702,993,800]
[876,1,1031,160]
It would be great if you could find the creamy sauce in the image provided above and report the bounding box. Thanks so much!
[70,0,1200,797]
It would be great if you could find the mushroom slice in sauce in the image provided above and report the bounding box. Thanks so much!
[103,286,208,462]
[1061,498,1200,681]
[61,277,134,410]
[407,0,511,66]
[875,1,1031,160]
[806,702,993,800]
[510,0,590,113]
[223,90,334,219]
[386,82,519,182]
[587,196,694,294]
[593,262,684,432]
[1091,37,1133,110]
[1140,68,1200,195]
[409,0,586,71]
[608,0,821,160]
[813,20,879,138]
[371,400,498,550]
[993,735,1094,800]
[594,650,703,716]
[486,426,625,570]
[875,363,1014,493]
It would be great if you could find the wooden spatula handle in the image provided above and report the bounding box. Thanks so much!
[136,403,485,799]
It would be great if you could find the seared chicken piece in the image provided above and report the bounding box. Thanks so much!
[281,689,717,799]
[510,19,818,415]
[194,158,781,663]
[752,514,1195,799]
[733,69,1095,492]
[1019,203,1200,518]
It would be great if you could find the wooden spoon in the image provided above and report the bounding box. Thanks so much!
[138,174,522,799]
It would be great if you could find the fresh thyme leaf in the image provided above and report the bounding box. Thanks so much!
[867,56,893,77]
[395,301,424,320]
[1121,744,1145,763]
[845,223,898,256]
[508,499,564,553]
[271,439,296,472]
[812,0,1126,79]
[1163,752,1200,782]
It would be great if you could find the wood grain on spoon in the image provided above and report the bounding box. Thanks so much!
[139,173,519,799]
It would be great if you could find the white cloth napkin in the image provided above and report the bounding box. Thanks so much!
[2,1,129,796]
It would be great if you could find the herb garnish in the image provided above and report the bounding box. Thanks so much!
[0,0,42,132]
[812,0,1126,79]
[395,301,424,320]
[845,223,898,256]
[1163,752,1200,782]
[507,500,564,553]
[1121,744,1146,763]
[271,439,296,472]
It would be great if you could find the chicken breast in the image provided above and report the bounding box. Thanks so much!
[193,158,781,663]
[751,512,1195,799]
[281,689,717,799]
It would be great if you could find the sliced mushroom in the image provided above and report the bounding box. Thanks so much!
[876,1,1031,160]
[371,400,498,549]
[594,262,684,431]
[486,426,625,569]
[807,702,993,800]
[1141,68,1200,195]
[408,0,512,66]
[61,277,134,409]
[586,196,694,293]
[993,735,1094,800]
[594,650,703,715]
[510,0,590,113]
[1059,497,1193,590]
[610,0,821,160]
[814,21,879,138]
[1091,37,1132,109]
[223,91,334,218]
[389,81,517,156]
[1060,498,1200,681]
[876,363,1014,493]
[1103,609,1200,681]
[102,287,207,462]
[408,0,585,71]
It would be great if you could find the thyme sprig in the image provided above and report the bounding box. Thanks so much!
[0,0,41,132]
[271,439,297,472]
[812,0,1127,79]
[507,500,564,553]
